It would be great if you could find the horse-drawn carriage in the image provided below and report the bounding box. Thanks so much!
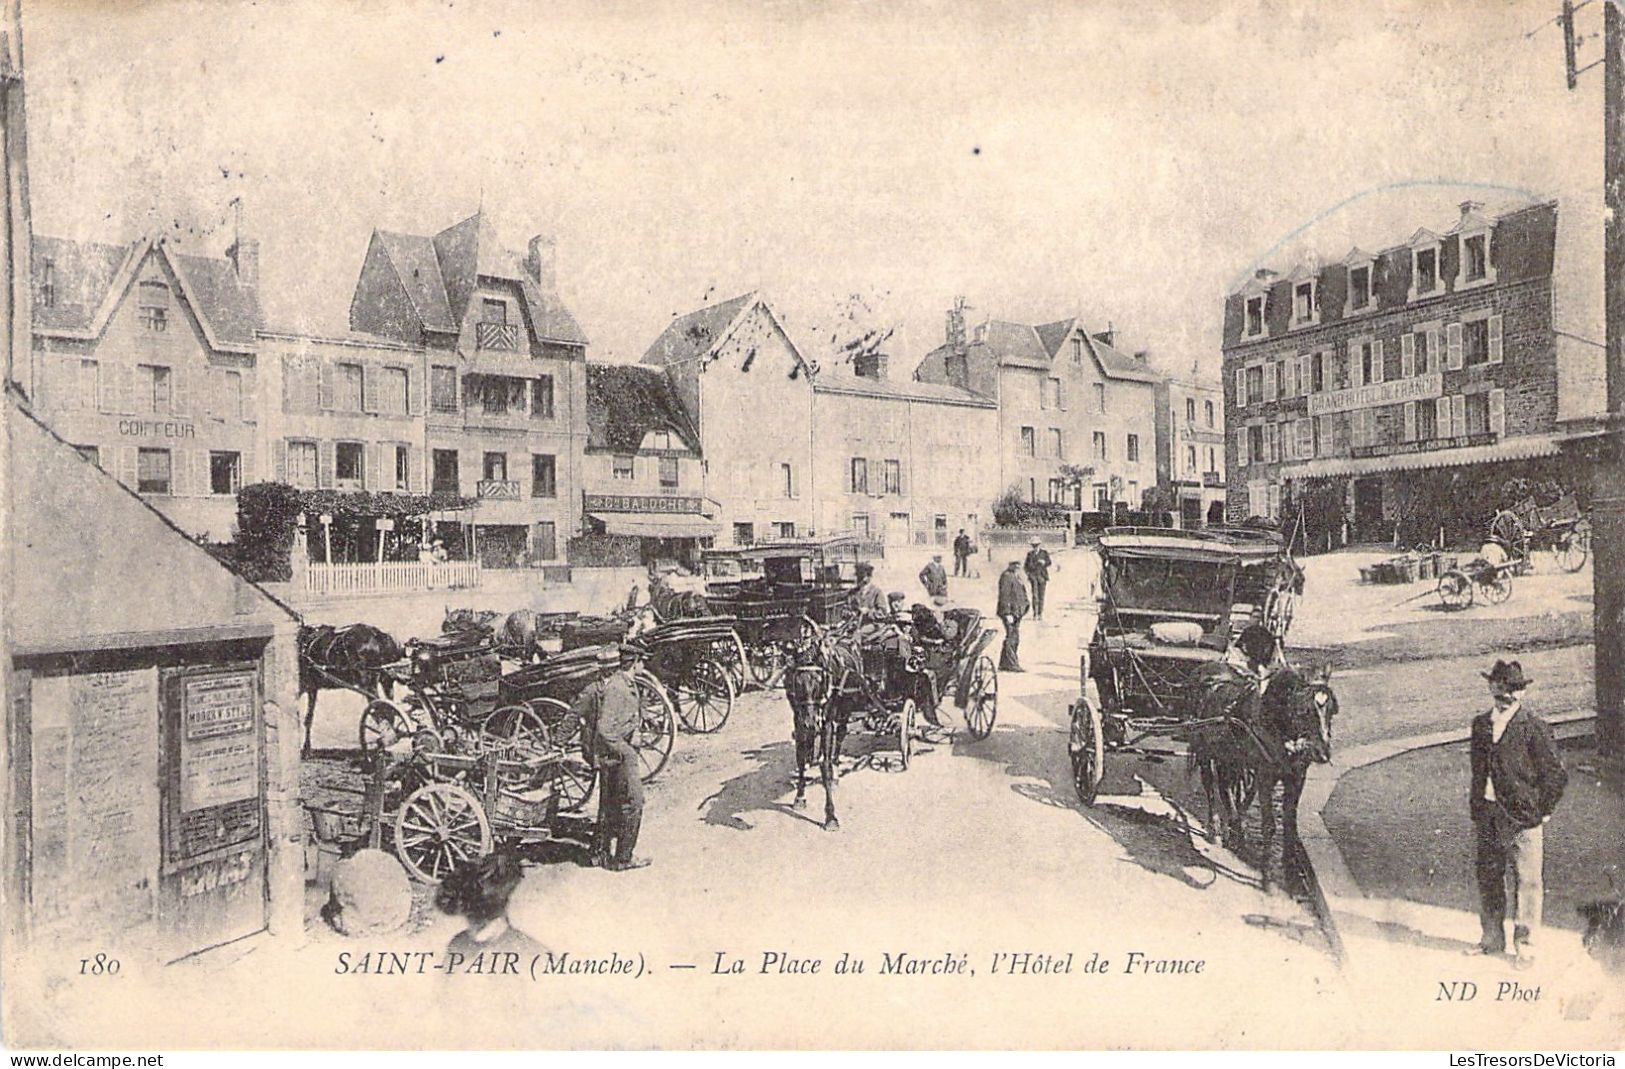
[1066,527,1332,888]
[1490,492,1591,574]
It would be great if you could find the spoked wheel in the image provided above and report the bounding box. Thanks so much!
[392,782,492,884]
[1555,523,1590,573]
[963,654,998,740]
[1437,570,1474,611]
[1489,511,1528,554]
[524,697,594,812]
[480,704,553,790]
[710,637,748,694]
[631,670,676,782]
[897,698,916,770]
[359,699,411,753]
[749,643,789,688]
[675,657,735,734]
[1479,571,1513,605]
[1069,697,1104,806]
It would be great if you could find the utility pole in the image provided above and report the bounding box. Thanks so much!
[1598,0,1625,757]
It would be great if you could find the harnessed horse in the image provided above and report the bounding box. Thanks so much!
[297,623,404,754]
[783,620,868,831]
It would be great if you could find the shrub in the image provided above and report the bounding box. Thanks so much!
[235,482,304,582]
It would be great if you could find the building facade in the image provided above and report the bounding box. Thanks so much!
[1153,375,1226,528]
[915,309,1161,512]
[1220,199,1605,545]
[347,213,588,565]
[26,235,263,540]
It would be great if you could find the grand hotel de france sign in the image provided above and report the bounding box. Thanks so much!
[1306,372,1444,417]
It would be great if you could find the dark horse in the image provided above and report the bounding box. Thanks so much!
[442,607,546,660]
[782,623,864,831]
[1188,661,1337,892]
[297,623,404,754]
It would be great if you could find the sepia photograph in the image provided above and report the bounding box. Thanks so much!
[0,0,1621,1052]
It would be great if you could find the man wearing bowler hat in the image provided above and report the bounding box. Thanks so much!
[1468,659,1567,966]
[1023,537,1056,621]
[574,643,650,871]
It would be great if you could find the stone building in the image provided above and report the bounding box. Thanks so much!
[1153,374,1226,528]
[1220,199,1605,545]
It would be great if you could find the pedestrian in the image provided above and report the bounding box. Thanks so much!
[1024,537,1056,621]
[996,560,1030,672]
[919,553,949,600]
[1467,659,1567,967]
[436,847,544,960]
[573,644,651,871]
[953,529,972,577]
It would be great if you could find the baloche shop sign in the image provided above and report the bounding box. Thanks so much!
[1308,373,1442,417]
[118,418,197,439]
[584,493,704,514]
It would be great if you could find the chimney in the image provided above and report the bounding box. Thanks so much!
[524,234,557,291]
[1092,329,1115,348]
[945,351,969,390]
[1459,200,1484,220]
[226,238,259,286]
[853,351,889,380]
[1254,268,1278,282]
[1133,349,1150,364]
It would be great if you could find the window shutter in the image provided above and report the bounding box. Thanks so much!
[281,355,299,412]
[1235,368,1246,407]
[1403,401,1417,441]
[194,450,211,497]
[1371,340,1385,384]
[898,461,909,498]
[118,446,138,488]
[1236,427,1249,467]
[407,367,423,416]
[118,365,137,415]
[1488,314,1503,364]
[1345,340,1360,387]
[318,440,335,488]
[1283,356,1297,398]
[1427,329,1440,375]
[1489,388,1506,435]
[319,361,336,410]
[274,439,288,483]
[1447,323,1464,369]
[98,360,118,412]
[407,446,419,493]
[366,443,381,490]
[1401,333,1415,378]
[362,365,379,414]
[1263,363,1278,402]
[1451,394,1467,438]
[1433,397,1451,439]
[169,448,188,496]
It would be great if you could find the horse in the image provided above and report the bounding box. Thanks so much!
[1187,661,1337,892]
[442,606,545,660]
[783,621,865,831]
[297,623,404,754]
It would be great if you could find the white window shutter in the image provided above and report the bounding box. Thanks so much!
[1371,340,1385,384]
[274,438,288,483]
[195,450,211,497]
[1447,323,1464,369]
[1298,354,1313,395]
[1264,363,1278,402]
[1489,388,1506,435]
[366,443,381,491]
[1235,367,1247,408]
[1236,427,1249,467]
[1451,394,1467,438]
[1433,397,1451,439]
[1401,333,1415,378]
[1488,315,1503,364]
[1349,340,1363,387]
[1403,401,1417,442]
[362,365,379,414]
[1284,356,1298,397]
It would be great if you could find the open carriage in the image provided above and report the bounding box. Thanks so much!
[1489,492,1591,573]
[639,616,748,733]
[1067,527,1305,805]
[904,604,1001,740]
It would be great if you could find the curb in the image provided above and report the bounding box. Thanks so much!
[1297,709,1597,970]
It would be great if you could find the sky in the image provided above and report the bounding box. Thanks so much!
[20,0,1605,378]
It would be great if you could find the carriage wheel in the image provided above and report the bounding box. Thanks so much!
[963,655,998,740]
[710,638,748,694]
[480,704,553,789]
[1480,572,1513,605]
[1555,523,1590,573]
[1489,510,1528,552]
[898,698,916,770]
[631,671,676,782]
[749,644,789,688]
[1437,570,1474,611]
[526,698,594,812]
[359,700,410,753]
[675,657,734,734]
[392,782,492,884]
[1069,697,1104,807]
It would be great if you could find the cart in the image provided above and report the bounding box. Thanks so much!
[640,616,745,733]
[1490,493,1590,573]
[1435,553,1517,610]
[904,604,1000,740]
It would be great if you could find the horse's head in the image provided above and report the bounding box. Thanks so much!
[1267,665,1337,766]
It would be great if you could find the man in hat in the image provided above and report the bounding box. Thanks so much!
[953,528,973,577]
[1468,659,1567,965]
[1023,537,1056,621]
[573,644,650,871]
[853,562,887,621]
[919,553,949,601]
[996,560,1031,672]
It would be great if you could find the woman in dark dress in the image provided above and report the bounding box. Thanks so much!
[436,849,545,961]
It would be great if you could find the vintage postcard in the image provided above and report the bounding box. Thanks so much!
[1,0,1622,1052]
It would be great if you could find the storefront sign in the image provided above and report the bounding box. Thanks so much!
[1307,373,1442,416]
[117,419,196,438]
[1351,432,1498,459]
[584,493,704,514]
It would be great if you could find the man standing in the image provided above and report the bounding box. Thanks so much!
[952,529,973,577]
[996,560,1030,672]
[574,644,650,872]
[1024,537,1056,621]
[919,553,949,602]
[1468,660,1567,966]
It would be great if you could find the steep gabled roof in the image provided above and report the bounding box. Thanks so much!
[586,363,701,454]
[31,235,129,333]
[1083,330,1161,383]
[169,253,263,349]
[983,314,1160,383]
[376,230,456,332]
[641,291,760,369]
[978,319,1051,368]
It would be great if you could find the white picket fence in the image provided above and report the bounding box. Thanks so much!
[303,560,482,597]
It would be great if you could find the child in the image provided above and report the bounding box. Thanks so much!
[436,849,545,958]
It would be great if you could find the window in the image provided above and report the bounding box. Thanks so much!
[1208,447,1217,473]
[1414,330,1432,375]
[1094,383,1107,412]
[660,456,680,488]
[1311,352,1326,393]
[1028,478,1037,502]
[1095,484,1110,510]
[1360,342,1375,385]
[1128,480,1139,504]
[470,374,526,415]
[1020,427,1035,457]
[212,369,243,420]
[1463,319,1490,366]
[776,522,796,540]
[335,442,364,488]
[734,522,756,546]
[1126,434,1140,462]
[61,358,98,411]
[1092,431,1107,460]
[482,298,508,324]
[1185,398,1196,422]
[1049,428,1063,459]
[209,451,241,495]
[1414,246,1439,297]
[1464,235,1488,282]
[141,365,171,414]
[39,259,55,308]
[1205,399,1215,427]
[431,366,458,412]
[1186,445,1197,473]
[532,454,556,498]
[781,462,794,498]
[1248,425,1265,464]
[289,441,317,488]
[335,362,364,411]
[883,459,901,494]
[138,281,169,332]
[531,376,555,419]
[1048,478,1067,504]
[1246,366,1264,405]
[137,448,171,494]
[378,367,409,415]
[74,444,99,465]
[1042,377,1062,409]
[1465,392,1491,436]
[850,457,869,493]
[1292,280,1316,325]
[483,451,508,482]
[851,514,871,540]
[1072,336,1084,365]
[395,445,410,491]
[1417,400,1438,440]
[432,449,459,494]
[1348,264,1372,310]
[533,521,557,561]
[612,454,635,480]
[1244,295,1264,338]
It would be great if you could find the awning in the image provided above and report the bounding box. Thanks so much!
[589,512,718,539]
[1278,434,1562,481]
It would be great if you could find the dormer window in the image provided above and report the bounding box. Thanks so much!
[1408,230,1444,302]
[1416,248,1437,294]
[1244,295,1265,338]
[1071,335,1084,365]
[482,298,508,324]
[138,280,170,332]
[1465,236,1486,280]
[1348,264,1371,310]
[1292,281,1316,326]
[1452,202,1496,290]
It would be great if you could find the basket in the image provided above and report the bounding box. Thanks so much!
[491,786,558,831]
[1416,555,1437,581]
[1391,557,1420,583]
